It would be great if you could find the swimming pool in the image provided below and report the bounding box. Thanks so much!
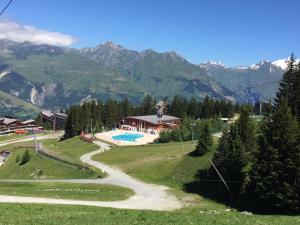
[112,133,144,142]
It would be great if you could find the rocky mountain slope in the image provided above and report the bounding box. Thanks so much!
[199,59,298,102]
[0,40,236,118]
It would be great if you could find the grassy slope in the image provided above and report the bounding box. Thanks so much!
[1,52,145,100]
[0,90,40,118]
[40,137,99,165]
[90,141,300,225]
[0,131,50,142]
[0,147,99,179]
[0,204,298,225]
[0,133,28,142]
[92,141,213,190]
[0,181,133,202]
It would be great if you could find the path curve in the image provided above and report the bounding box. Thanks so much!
[0,135,182,211]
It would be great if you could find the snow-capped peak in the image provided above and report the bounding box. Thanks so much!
[272,59,288,70]
[200,60,226,68]
[249,60,270,70]
[272,58,300,70]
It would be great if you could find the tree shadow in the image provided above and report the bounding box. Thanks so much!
[184,167,234,207]
[183,166,298,215]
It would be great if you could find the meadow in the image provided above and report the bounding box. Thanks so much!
[0,181,133,201]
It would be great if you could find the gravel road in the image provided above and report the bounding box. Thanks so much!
[0,137,181,211]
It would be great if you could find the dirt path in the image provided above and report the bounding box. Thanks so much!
[0,137,182,211]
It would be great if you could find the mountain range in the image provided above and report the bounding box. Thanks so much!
[0,39,293,118]
[199,59,295,102]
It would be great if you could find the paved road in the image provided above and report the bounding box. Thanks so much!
[0,137,182,211]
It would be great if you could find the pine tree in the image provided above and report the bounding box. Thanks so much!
[275,54,300,121]
[195,122,213,156]
[212,124,247,197]
[20,149,30,165]
[236,106,257,158]
[246,98,300,213]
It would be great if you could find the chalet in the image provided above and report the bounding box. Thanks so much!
[119,115,180,133]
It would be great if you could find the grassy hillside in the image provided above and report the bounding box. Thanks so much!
[40,137,99,165]
[0,147,100,179]
[0,141,297,224]
[0,181,133,201]
[0,51,145,108]
[0,90,40,118]
[0,201,298,225]
[89,141,300,224]
[92,141,213,190]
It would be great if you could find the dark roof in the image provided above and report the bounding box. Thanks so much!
[125,115,180,125]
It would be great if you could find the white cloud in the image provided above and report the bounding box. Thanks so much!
[0,20,76,46]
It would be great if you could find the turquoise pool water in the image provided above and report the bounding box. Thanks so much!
[112,133,144,142]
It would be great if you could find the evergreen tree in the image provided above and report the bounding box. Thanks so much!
[212,124,247,197]
[195,122,213,156]
[20,149,30,165]
[246,98,300,213]
[275,54,300,121]
[236,106,257,158]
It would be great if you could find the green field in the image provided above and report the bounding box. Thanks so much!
[0,204,298,225]
[92,141,213,190]
[0,131,50,143]
[41,137,99,165]
[90,141,300,224]
[0,133,28,142]
[0,147,100,179]
[0,139,298,224]
[0,181,133,202]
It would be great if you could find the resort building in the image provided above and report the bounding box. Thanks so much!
[39,110,68,130]
[0,117,41,135]
[119,115,181,133]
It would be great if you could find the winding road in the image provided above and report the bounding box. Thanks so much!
[0,134,181,211]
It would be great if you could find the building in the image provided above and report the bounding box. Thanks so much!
[119,115,180,133]
[0,118,41,135]
[39,110,68,130]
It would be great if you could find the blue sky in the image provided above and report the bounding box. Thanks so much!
[1,0,300,66]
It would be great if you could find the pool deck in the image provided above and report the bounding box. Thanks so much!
[94,129,159,146]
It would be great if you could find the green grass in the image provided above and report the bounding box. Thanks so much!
[41,137,99,165]
[0,131,50,142]
[0,181,133,202]
[0,204,298,225]
[0,139,298,224]
[91,141,300,224]
[0,147,100,179]
[0,133,28,142]
[92,141,213,189]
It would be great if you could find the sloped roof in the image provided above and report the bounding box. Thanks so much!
[2,118,19,125]
[125,115,180,125]
[22,119,35,124]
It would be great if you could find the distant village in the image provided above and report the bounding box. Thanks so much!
[0,110,68,135]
